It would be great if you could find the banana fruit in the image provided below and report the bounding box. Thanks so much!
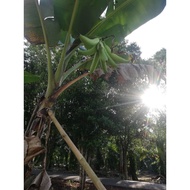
[98,42,109,73]
[78,45,96,56]
[79,34,100,49]
[89,52,100,74]
[103,42,130,64]
[79,35,131,74]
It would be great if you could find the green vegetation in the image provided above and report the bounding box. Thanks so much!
[24,1,166,189]
[24,41,166,188]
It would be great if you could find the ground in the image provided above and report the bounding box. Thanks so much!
[45,170,166,190]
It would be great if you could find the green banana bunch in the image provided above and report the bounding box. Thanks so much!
[79,34,131,74]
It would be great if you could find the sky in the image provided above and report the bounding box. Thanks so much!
[126,6,167,59]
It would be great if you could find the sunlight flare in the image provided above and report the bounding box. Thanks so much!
[141,85,166,110]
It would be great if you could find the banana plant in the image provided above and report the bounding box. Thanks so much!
[24,0,166,189]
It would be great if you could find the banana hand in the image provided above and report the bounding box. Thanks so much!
[103,41,130,64]
[109,52,130,63]
[103,45,117,68]
[80,34,100,49]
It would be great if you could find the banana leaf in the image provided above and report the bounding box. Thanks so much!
[24,0,166,45]
[24,0,67,46]
[88,0,166,42]
[53,0,109,36]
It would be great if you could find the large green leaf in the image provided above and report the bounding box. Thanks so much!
[24,0,66,46]
[87,0,166,42]
[53,0,109,37]
[24,0,166,45]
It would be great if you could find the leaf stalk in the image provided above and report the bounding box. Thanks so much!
[55,0,79,85]
[35,0,55,98]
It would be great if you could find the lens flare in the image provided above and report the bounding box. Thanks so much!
[141,85,166,110]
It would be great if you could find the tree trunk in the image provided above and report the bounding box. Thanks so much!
[79,146,92,190]
[79,147,87,190]
[119,139,128,180]
[157,141,166,178]
[79,165,86,190]
[95,148,104,170]
[129,150,138,181]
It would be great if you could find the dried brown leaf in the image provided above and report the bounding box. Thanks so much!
[24,136,45,164]
[28,171,52,190]
[118,64,139,81]
[145,65,159,83]
[24,148,45,164]
[90,63,162,85]
[25,136,42,149]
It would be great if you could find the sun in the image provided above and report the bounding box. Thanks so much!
[141,85,166,111]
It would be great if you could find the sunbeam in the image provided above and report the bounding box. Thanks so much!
[141,84,166,114]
